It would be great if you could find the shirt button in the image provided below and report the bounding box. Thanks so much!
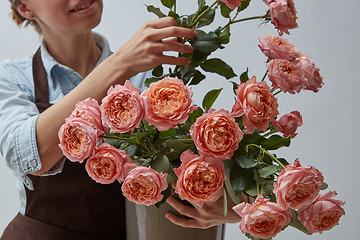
[30,160,38,168]
[22,162,29,170]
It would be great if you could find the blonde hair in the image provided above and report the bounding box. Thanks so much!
[9,0,41,33]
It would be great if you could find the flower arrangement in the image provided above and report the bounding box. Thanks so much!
[58,0,345,239]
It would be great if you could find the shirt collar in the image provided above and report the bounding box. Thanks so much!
[40,32,112,74]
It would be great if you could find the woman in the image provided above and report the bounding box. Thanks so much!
[0,0,241,239]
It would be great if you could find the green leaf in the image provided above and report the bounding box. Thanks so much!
[145,77,163,87]
[159,128,177,138]
[198,0,206,9]
[320,182,328,190]
[240,68,249,83]
[220,2,233,18]
[259,165,278,178]
[245,184,258,197]
[191,30,221,55]
[238,0,252,13]
[289,210,311,235]
[233,154,258,169]
[189,70,206,85]
[202,88,223,111]
[126,132,149,144]
[223,187,228,217]
[151,154,170,173]
[188,107,204,123]
[216,27,231,45]
[146,5,167,18]
[161,0,175,9]
[262,135,291,150]
[230,165,255,194]
[196,8,216,28]
[201,58,237,79]
[125,144,137,157]
[152,65,163,77]
[224,166,242,204]
[165,139,194,150]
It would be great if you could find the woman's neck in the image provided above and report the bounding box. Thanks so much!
[42,31,101,78]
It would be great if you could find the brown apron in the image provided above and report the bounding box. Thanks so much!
[1,48,126,240]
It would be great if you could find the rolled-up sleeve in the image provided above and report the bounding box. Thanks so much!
[0,61,42,189]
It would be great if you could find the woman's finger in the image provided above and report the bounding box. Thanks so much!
[147,26,197,41]
[166,195,199,219]
[145,16,178,29]
[165,213,208,229]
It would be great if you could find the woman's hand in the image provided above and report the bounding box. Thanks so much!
[165,191,246,229]
[111,17,197,80]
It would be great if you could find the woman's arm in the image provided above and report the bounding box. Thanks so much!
[33,17,197,175]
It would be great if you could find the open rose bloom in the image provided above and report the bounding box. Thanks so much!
[233,194,292,239]
[58,117,98,163]
[190,109,243,159]
[259,35,300,62]
[141,77,197,131]
[71,97,104,134]
[100,80,144,133]
[174,150,226,207]
[268,58,304,94]
[297,54,324,92]
[231,76,279,134]
[122,164,168,206]
[274,111,303,138]
[274,160,324,210]
[263,0,298,35]
[298,191,345,234]
[85,143,132,184]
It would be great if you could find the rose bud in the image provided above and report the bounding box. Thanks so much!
[274,111,303,138]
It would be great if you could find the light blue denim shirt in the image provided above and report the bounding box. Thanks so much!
[0,33,149,214]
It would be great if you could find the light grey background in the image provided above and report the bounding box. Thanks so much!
[0,0,358,239]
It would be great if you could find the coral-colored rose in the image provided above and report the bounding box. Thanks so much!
[58,117,98,163]
[174,150,226,207]
[263,0,298,35]
[219,0,244,10]
[85,143,132,184]
[190,109,243,159]
[100,80,144,133]
[258,35,300,62]
[298,191,345,234]
[233,194,292,239]
[122,164,168,206]
[268,59,304,94]
[141,77,197,131]
[274,111,303,138]
[231,76,279,134]
[296,54,324,92]
[274,160,324,210]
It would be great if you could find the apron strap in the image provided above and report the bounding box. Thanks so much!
[32,48,52,113]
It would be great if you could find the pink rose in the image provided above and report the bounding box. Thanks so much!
[263,0,298,35]
[296,54,324,92]
[258,35,300,62]
[71,97,104,134]
[219,0,244,10]
[268,59,304,94]
[141,77,197,131]
[274,160,324,210]
[298,191,345,234]
[58,117,98,163]
[274,111,303,138]
[233,194,292,239]
[100,80,144,133]
[174,150,226,207]
[85,143,132,184]
[190,109,243,159]
[231,76,279,134]
[121,164,168,206]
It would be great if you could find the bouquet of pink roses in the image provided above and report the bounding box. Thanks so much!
[58,0,345,239]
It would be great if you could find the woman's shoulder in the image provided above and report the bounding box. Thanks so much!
[0,55,34,90]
